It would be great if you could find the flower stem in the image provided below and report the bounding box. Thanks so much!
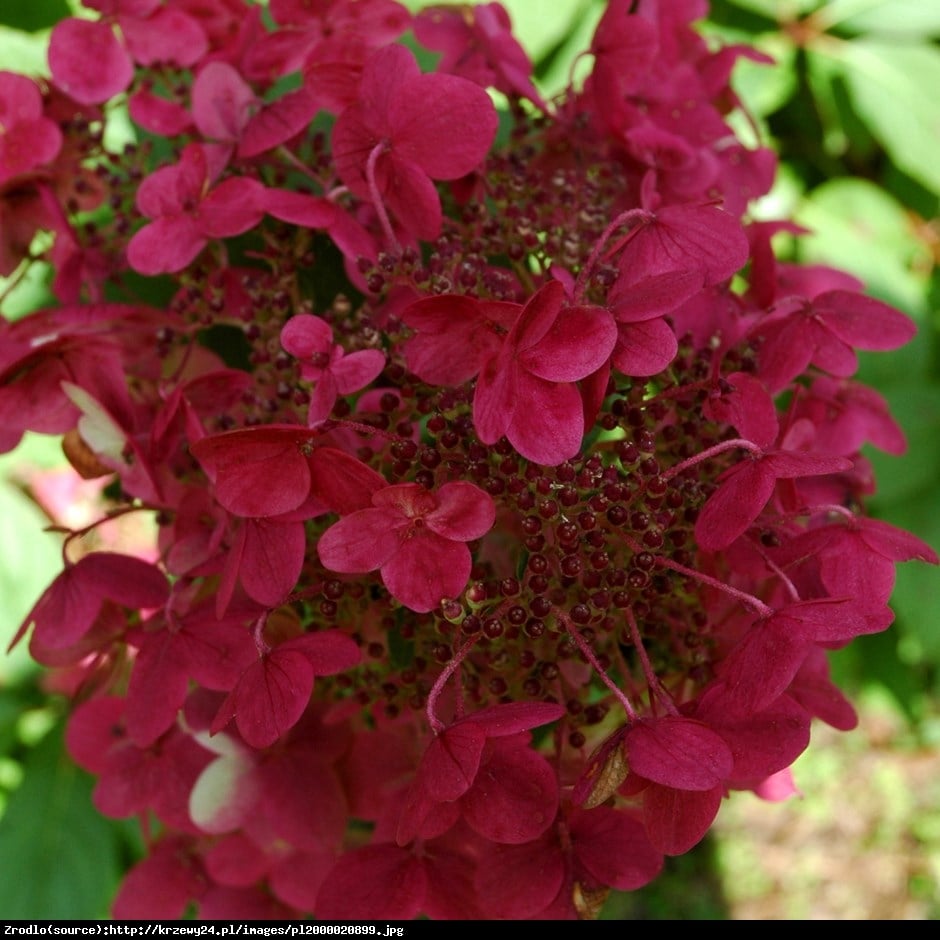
[555,607,638,721]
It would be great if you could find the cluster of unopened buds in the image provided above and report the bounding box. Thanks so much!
[2,0,936,921]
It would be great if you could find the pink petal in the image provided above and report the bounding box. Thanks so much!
[263,189,337,227]
[381,533,471,612]
[125,631,190,747]
[420,723,487,801]
[127,216,207,276]
[65,696,125,774]
[315,845,427,920]
[0,120,62,180]
[694,458,777,551]
[223,649,316,749]
[191,61,257,143]
[702,696,810,785]
[704,371,778,448]
[280,314,332,359]
[307,446,387,514]
[111,837,202,920]
[379,151,444,240]
[190,426,318,518]
[815,290,917,350]
[316,509,403,573]
[257,750,348,849]
[507,280,564,353]
[464,701,567,736]
[306,371,339,425]
[611,318,678,377]
[504,372,586,465]
[425,481,496,541]
[135,147,207,218]
[0,72,43,121]
[460,740,559,844]
[396,780,461,845]
[268,847,335,911]
[128,89,194,136]
[625,716,733,791]
[120,8,207,67]
[79,551,169,610]
[238,518,306,607]
[715,619,812,715]
[642,783,723,856]
[353,44,419,136]
[391,71,498,179]
[473,836,564,919]
[279,630,361,676]
[402,294,505,385]
[197,177,266,237]
[754,315,817,392]
[763,450,853,478]
[859,517,939,564]
[330,349,386,394]
[570,807,664,890]
[620,204,748,286]
[609,268,703,321]
[521,304,617,383]
[49,19,133,105]
[240,87,320,158]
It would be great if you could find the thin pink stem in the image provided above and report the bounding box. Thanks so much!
[654,555,774,618]
[426,635,478,734]
[555,607,638,721]
[573,208,647,301]
[661,437,762,483]
[624,608,679,716]
[365,140,399,252]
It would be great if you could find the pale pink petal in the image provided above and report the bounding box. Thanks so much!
[49,19,133,105]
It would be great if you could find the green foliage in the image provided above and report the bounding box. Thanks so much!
[0,721,129,919]
[0,0,70,34]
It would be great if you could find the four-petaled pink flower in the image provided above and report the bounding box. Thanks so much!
[280,314,386,426]
[332,43,498,239]
[473,280,618,465]
[0,72,62,185]
[126,143,266,275]
[317,481,496,612]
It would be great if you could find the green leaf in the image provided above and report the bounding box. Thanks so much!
[717,0,821,18]
[865,384,940,505]
[794,178,932,314]
[869,494,940,663]
[813,0,940,39]
[814,39,940,194]
[0,722,123,919]
[727,33,798,121]
[0,443,66,685]
[477,0,598,64]
[0,25,52,76]
[0,0,70,33]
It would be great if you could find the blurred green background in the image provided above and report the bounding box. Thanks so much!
[1,0,938,919]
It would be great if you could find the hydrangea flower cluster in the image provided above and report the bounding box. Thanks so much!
[2,0,936,921]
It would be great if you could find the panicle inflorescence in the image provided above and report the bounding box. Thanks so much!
[0,0,936,922]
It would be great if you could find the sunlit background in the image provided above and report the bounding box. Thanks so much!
[1,0,938,919]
